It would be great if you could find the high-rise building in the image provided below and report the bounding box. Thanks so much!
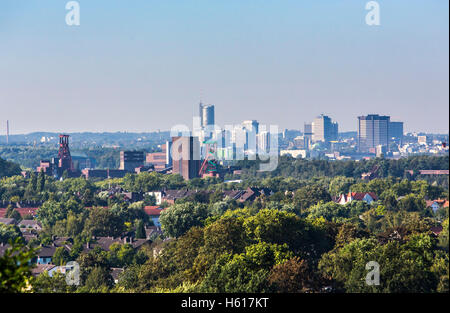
[242,120,259,134]
[304,123,313,149]
[231,125,246,145]
[199,102,215,128]
[242,120,259,153]
[120,151,145,172]
[357,114,390,152]
[389,121,404,144]
[311,114,338,143]
[165,140,173,166]
[258,131,270,153]
[172,136,201,180]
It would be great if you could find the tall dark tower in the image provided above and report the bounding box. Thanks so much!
[58,134,73,173]
[6,120,9,144]
[199,102,203,126]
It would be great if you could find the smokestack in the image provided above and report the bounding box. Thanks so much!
[6,120,9,144]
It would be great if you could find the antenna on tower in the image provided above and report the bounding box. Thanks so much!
[6,120,9,144]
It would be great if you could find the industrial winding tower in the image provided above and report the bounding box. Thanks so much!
[58,134,73,173]
[199,139,219,178]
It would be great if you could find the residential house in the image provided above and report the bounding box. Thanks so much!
[426,199,449,213]
[145,226,163,239]
[238,187,273,203]
[22,230,38,243]
[122,191,144,203]
[161,189,198,204]
[31,264,57,277]
[18,219,42,231]
[222,190,245,200]
[35,245,58,264]
[111,268,125,284]
[337,192,378,205]
[83,236,151,253]
[146,191,163,205]
[0,217,17,225]
[144,206,164,227]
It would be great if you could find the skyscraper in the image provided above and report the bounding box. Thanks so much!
[311,114,338,143]
[304,123,313,149]
[357,114,390,152]
[258,131,270,153]
[242,120,259,153]
[242,120,259,134]
[389,121,404,144]
[199,102,215,128]
[231,125,246,159]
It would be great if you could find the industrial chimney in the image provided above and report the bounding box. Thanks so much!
[6,120,9,144]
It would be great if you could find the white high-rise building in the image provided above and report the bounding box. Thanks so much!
[258,131,270,154]
[242,120,259,153]
[242,120,259,134]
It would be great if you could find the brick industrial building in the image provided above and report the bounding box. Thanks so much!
[119,151,145,172]
[146,141,172,171]
[36,134,80,178]
[172,136,201,180]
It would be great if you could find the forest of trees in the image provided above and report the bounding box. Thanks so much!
[237,155,449,178]
[0,155,448,293]
[0,157,21,177]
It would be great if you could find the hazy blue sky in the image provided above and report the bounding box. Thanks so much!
[0,0,448,134]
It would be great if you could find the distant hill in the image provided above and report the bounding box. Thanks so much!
[0,131,171,145]
[0,131,172,169]
[339,131,357,139]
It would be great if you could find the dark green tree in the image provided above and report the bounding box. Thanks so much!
[0,238,36,292]
[37,169,46,193]
[135,220,146,239]
[159,202,209,238]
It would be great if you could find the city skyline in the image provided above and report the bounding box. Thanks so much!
[1,0,448,134]
[1,111,446,138]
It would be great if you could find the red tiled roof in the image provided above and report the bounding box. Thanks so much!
[419,170,449,175]
[337,192,378,203]
[426,199,448,208]
[0,208,39,218]
[144,206,163,216]
[349,192,377,201]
